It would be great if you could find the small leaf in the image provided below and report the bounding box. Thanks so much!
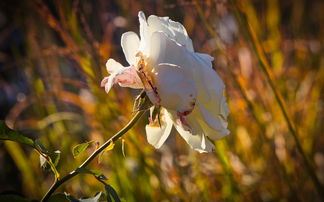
[72,141,93,158]
[0,121,34,148]
[133,91,152,112]
[98,142,115,163]
[76,168,108,181]
[35,139,49,154]
[105,184,121,202]
[52,150,61,166]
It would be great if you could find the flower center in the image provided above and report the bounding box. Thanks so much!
[135,52,161,106]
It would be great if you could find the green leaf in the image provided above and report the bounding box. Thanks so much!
[72,141,93,158]
[34,139,49,154]
[0,121,34,148]
[76,168,108,180]
[105,184,121,202]
[52,150,61,166]
[98,142,115,164]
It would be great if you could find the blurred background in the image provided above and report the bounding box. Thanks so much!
[0,0,323,201]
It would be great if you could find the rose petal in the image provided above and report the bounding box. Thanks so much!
[102,66,143,93]
[121,31,140,65]
[197,103,230,140]
[173,119,215,153]
[152,63,196,113]
[147,15,194,51]
[145,108,173,149]
[138,11,149,54]
[106,58,124,74]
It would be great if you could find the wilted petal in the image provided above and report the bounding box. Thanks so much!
[102,66,143,93]
[145,108,173,149]
[121,31,140,65]
[106,59,124,74]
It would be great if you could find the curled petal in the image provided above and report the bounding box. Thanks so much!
[173,120,215,153]
[197,103,229,140]
[101,66,143,93]
[106,59,124,74]
[147,15,194,51]
[145,108,173,149]
[121,31,140,65]
[165,109,214,153]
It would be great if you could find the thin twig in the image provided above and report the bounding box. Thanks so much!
[41,110,146,201]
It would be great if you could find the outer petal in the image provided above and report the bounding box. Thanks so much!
[148,32,214,104]
[138,11,149,54]
[102,65,143,93]
[197,103,229,140]
[167,109,215,153]
[147,15,194,51]
[151,63,196,113]
[121,31,140,65]
[145,108,173,149]
[173,121,215,153]
[148,31,191,70]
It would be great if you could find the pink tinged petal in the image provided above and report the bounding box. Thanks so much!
[102,66,143,93]
[106,59,124,74]
[101,77,109,87]
[121,31,140,65]
[145,108,173,149]
[153,63,197,113]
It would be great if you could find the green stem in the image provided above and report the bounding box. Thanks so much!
[41,110,146,202]
[230,1,324,199]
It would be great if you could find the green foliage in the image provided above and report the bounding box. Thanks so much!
[105,185,121,202]
[76,168,108,181]
[0,121,34,148]
[72,141,94,158]
[98,142,115,164]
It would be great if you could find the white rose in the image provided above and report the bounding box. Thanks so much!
[101,11,230,152]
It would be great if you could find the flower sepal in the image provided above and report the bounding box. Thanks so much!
[133,90,153,113]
